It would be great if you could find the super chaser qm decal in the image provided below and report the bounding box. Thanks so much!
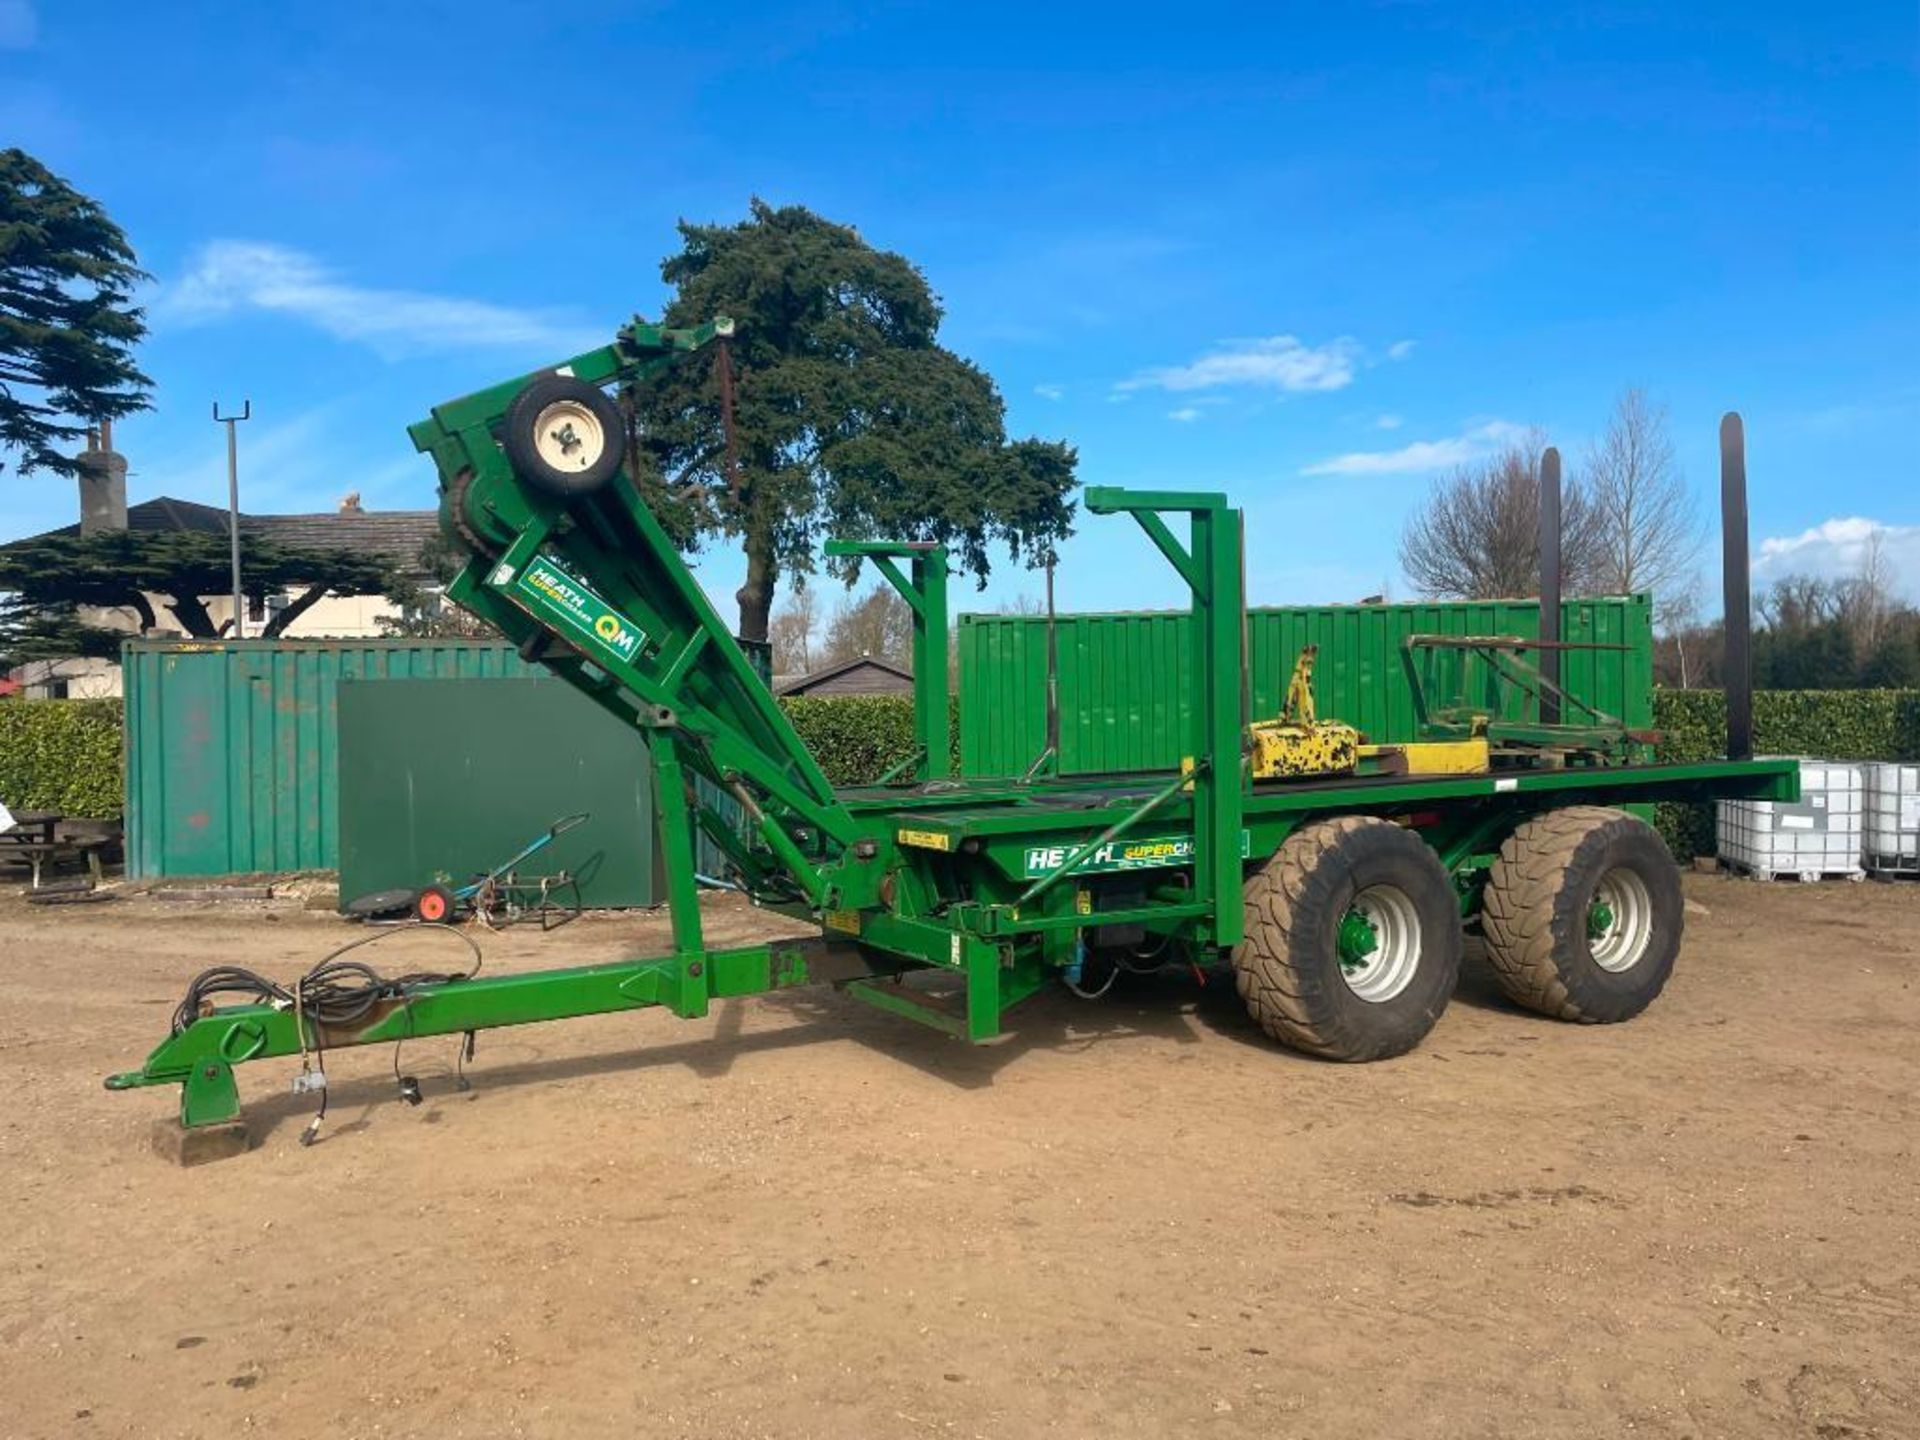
[501,553,647,663]
[1021,830,1252,878]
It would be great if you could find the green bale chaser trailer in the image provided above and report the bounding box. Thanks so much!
[110,320,1795,1143]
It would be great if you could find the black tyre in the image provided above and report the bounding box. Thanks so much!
[1479,806,1683,1023]
[1232,816,1463,1061]
[502,375,624,496]
[344,887,418,919]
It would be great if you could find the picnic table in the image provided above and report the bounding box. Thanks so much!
[0,810,112,890]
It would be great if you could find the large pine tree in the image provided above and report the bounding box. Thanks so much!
[0,531,404,660]
[631,200,1078,642]
[0,149,152,476]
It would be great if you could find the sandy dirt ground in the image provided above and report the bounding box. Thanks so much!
[1,875,1916,1440]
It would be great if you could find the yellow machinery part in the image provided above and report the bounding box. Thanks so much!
[1284,643,1322,724]
[1246,645,1488,781]
[1249,719,1361,779]
[1358,738,1491,776]
[1248,644,1362,779]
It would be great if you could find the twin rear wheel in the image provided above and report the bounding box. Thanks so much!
[1234,816,1462,1061]
[1231,808,1682,1062]
[1479,806,1684,1023]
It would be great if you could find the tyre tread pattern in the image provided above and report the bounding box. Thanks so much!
[1480,805,1672,1023]
[1233,816,1458,1061]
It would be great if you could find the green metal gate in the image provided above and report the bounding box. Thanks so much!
[336,678,657,908]
[957,596,1653,777]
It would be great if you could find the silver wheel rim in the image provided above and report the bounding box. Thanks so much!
[1589,867,1654,973]
[532,398,607,473]
[1339,883,1422,1003]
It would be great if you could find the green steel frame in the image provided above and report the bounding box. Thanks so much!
[107,323,1802,1133]
[1080,486,1247,945]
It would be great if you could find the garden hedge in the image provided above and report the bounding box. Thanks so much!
[1651,688,1920,859]
[778,695,959,786]
[0,698,124,820]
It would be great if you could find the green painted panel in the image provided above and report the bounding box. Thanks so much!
[336,678,656,909]
[958,597,1653,778]
[123,640,540,878]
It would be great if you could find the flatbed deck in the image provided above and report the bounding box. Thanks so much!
[846,757,1800,839]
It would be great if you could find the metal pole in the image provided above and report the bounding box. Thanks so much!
[1043,556,1060,767]
[214,401,251,638]
[1537,445,1562,725]
[1719,413,1753,761]
[1024,557,1062,781]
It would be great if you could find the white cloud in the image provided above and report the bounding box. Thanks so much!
[1374,413,1404,430]
[1754,518,1920,598]
[156,241,604,359]
[1301,420,1527,477]
[0,0,35,48]
[1118,335,1363,395]
[1034,383,1064,401]
[1387,339,1417,361]
[1167,406,1202,423]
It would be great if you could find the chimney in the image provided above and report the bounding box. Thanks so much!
[338,491,363,515]
[77,417,128,535]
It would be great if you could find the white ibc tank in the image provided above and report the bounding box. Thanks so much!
[1716,758,1865,882]
[1863,762,1920,876]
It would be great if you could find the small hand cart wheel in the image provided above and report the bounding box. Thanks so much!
[343,887,421,920]
[413,884,457,924]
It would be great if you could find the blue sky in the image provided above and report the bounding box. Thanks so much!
[3,0,1915,620]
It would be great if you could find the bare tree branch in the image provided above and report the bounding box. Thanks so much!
[768,582,820,676]
[1399,430,1602,599]
[820,586,912,668]
[1851,526,1895,658]
[1581,388,1701,620]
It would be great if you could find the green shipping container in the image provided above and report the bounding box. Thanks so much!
[957,597,1653,777]
[123,639,539,878]
[336,678,657,909]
